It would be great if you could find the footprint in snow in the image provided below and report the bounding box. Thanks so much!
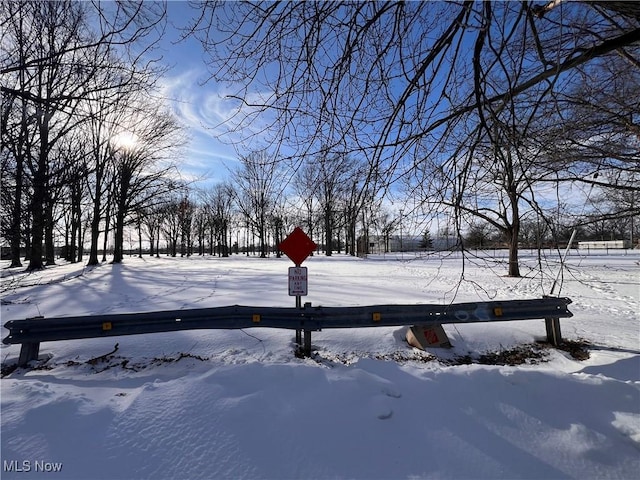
[382,387,402,398]
[369,389,401,420]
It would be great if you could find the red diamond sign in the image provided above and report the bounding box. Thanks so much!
[279,227,317,266]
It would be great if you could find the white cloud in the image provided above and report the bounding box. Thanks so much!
[159,69,276,149]
[158,69,263,183]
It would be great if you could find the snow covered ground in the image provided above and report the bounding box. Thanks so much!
[1,250,639,479]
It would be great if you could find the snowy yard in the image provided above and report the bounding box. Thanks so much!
[1,251,639,479]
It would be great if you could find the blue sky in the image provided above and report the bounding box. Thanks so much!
[155,1,246,186]
[149,2,587,230]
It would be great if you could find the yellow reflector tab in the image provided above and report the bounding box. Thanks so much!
[252,314,261,323]
[494,307,503,317]
[102,322,112,331]
[372,312,381,322]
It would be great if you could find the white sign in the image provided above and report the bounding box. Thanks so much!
[288,266,308,296]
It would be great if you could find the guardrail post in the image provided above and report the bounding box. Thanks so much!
[545,317,562,346]
[294,297,303,350]
[303,329,312,357]
[18,342,40,367]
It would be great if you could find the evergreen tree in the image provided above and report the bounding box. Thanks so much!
[419,230,433,250]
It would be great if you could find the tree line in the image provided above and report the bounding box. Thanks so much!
[1,1,183,270]
[106,149,398,260]
[2,1,639,277]
[0,1,386,270]
[189,0,640,276]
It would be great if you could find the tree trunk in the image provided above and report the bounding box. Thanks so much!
[87,212,101,265]
[9,153,23,268]
[507,189,521,277]
[259,213,266,258]
[102,202,111,263]
[155,226,160,257]
[27,115,49,271]
[69,182,79,263]
[44,195,55,266]
[325,206,332,256]
[112,164,131,264]
[112,208,125,263]
[137,217,143,258]
[77,220,84,262]
[87,165,103,266]
[149,232,155,257]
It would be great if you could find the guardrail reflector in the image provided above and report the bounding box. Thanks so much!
[252,314,261,323]
[372,312,381,322]
[493,307,503,317]
[102,322,112,331]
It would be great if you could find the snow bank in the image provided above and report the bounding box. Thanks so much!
[2,252,639,479]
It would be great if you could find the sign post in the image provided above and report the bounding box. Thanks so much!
[278,227,317,356]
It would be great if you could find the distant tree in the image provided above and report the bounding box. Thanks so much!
[205,183,235,257]
[192,206,208,256]
[292,161,320,243]
[270,210,286,258]
[161,198,181,257]
[56,131,89,263]
[233,151,284,258]
[315,152,354,256]
[419,230,433,251]
[343,160,372,256]
[177,196,195,257]
[141,204,165,257]
[372,210,399,254]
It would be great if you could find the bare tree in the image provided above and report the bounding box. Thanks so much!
[2,1,90,270]
[342,159,372,256]
[370,209,394,254]
[54,131,89,263]
[177,195,195,257]
[292,161,320,244]
[1,0,167,270]
[201,183,235,257]
[535,54,640,231]
[84,87,119,266]
[0,1,36,267]
[141,204,166,257]
[188,1,639,274]
[109,98,184,264]
[313,152,354,256]
[190,1,637,176]
[233,151,284,258]
[161,197,181,257]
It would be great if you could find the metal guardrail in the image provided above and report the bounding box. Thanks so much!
[3,297,572,366]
